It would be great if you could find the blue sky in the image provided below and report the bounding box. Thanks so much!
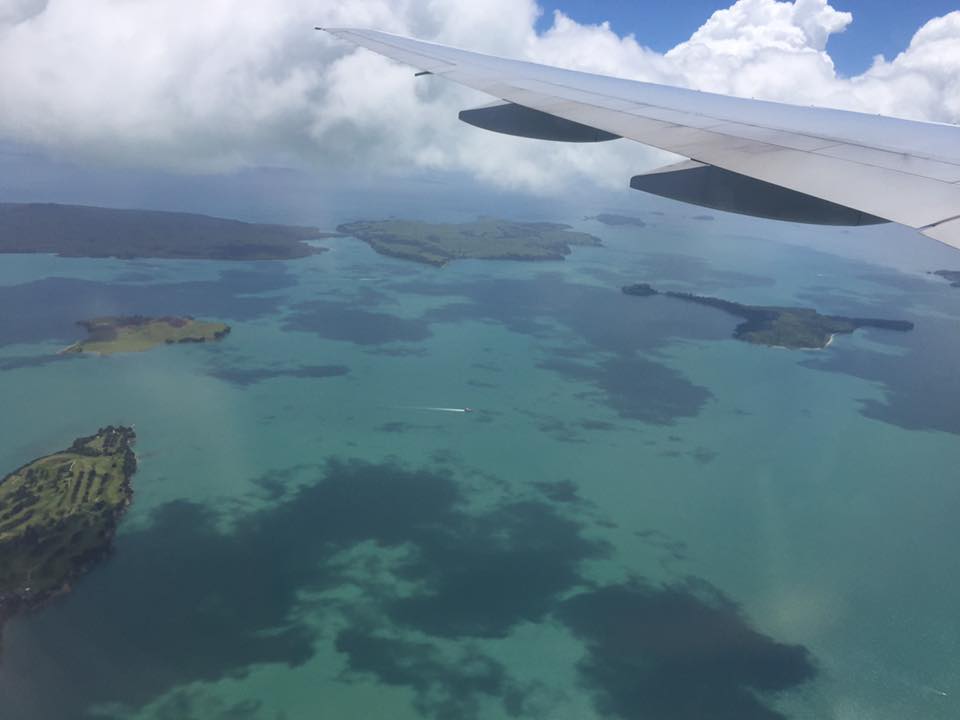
[539,1,959,75]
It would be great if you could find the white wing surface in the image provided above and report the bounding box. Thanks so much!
[323,28,960,249]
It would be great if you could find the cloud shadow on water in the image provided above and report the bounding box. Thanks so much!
[283,300,432,345]
[803,314,960,435]
[557,579,817,720]
[539,355,712,424]
[392,273,724,424]
[207,363,350,387]
[1,458,815,720]
[0,459,603,719]
[335,631,522,720]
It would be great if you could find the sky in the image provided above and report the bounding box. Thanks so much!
[0,0,958,216]
[539,1,960,75]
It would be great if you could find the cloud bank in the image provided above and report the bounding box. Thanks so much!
[0,0,957,194]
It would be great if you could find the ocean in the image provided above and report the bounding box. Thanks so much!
[1,203,958,720]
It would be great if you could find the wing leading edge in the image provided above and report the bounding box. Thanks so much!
[321,27,960,249]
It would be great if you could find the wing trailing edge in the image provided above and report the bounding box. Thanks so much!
[631,160,888,226]
[322,27,960,250]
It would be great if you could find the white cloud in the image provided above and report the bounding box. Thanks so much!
[0,0,957,193]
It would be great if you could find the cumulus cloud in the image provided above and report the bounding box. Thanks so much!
[0,0,958,194]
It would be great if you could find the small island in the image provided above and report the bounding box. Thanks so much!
[0,427,137,647]
[931,270,960,287]
[337,218,601,267]
[63,316,230,355]
[622,284,914,349]
[0,203,337,260]
[586,213,648,227]
[622,282,658,297]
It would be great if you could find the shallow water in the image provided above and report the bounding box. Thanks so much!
[1,210,958,720]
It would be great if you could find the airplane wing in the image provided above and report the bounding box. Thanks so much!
[321,28,960,250]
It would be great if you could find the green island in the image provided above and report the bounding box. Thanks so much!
[337,218,602,267]
[931,270,960,287]
[62,316,230,355]
[622,283,914,349]
[0,203,338,260]
[586,213,648,227]
[0,427,137,645]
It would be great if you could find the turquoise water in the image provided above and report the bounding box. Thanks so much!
[1,211,959,720]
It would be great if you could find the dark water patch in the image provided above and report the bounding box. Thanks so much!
[429,449,460,466]
[318,283,397,310]
[283,300,431,346]
[539,355,712,424]
[803,313,960,434]
[387,499,608,638]
[208,364,349,387]
[388,273,724,423]
[412,274,732,354]
[535,417,585,443]
[364,345,429,357]
[467,379,497,389]
[335,630,517,720]
[557,579,816,720]
[250,464,324,502]
[577,419,618,431]
[374,421,440,434]
[0,459,605,719]
[0,353,73,371]
[532,479,582,504]
[634,529,689,561]
[0,268,295,347]
[145,690,268,720]
[471,361,501,372]
[0,499,315,720]
[378,421,412,433]
[689,447,718,464]
[518,410,587,443]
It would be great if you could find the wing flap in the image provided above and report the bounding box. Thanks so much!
[631,160,886,225]
[323,28,960,249]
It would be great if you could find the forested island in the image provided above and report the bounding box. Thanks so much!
[337,218,601,266]
[932,270,960,287]
[63,316,230,355]
[0,427,137,648]
[0,203,336,260]
[622,283,914,349]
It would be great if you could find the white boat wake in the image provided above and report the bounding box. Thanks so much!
[395,406,473,414]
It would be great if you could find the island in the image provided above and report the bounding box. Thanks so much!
[622,282,658,297]
[586,213,648,227]
[62,316,230,355]
[622,284,914,349]
[0,427,137,649]
[0,203,338,260]
[931,270,960,287]
[336,218,602,266]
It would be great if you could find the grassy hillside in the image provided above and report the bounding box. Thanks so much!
[338,218,601,266]
[63,316,230,355]
[0,427,137,609]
